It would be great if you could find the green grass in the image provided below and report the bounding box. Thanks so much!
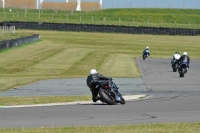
[0,32,34,41]
[0,29,199,92]
[0,31,200,132]
[0,123,199,133]
[0,8,200,29]
[0,30,200,105]
[0,96,91,106]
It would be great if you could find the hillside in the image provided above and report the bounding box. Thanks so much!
[0,8,199,29]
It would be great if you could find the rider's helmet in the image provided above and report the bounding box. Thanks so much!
[183,52,187,55]
[146,46,149,49]
[90,69,97,75]
[175,51,179,54]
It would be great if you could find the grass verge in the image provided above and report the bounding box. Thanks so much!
[0,32,34,41]
[0,123,199,133]
[0,96,91,106]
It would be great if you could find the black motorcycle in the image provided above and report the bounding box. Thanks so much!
[98,79,125,105]
[178,62,188,77]
[143,50,150,60]
[171,59,179,72]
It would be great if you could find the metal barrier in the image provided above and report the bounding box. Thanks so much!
[0,34,40,50]
[1,22,200,36]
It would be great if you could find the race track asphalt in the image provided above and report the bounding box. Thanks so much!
[0,58,200,128]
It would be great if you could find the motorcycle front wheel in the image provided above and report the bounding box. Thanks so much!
[119,97,126,104]
[173,64,178,72]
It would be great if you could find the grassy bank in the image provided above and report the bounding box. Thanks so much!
[0,123,199,133]
[0,32,33,41]
[0,8,200,29]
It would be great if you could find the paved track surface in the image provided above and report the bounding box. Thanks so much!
[0,78,144,96]
[0,58,200,128]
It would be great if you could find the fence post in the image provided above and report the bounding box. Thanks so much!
[39,9,40,19]
[92,16,93,23]
[3,26,4,34]
[119,17,120,25]
[13,26,15,34]
[103,17,106,23]
[6,41,9,48]
[80,16,81,23]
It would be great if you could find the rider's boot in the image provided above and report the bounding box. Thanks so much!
[115,95,121,101]
[187,64,189,69]
[93,96,105,103]
[92,96,100,102]
[114,89,122,102]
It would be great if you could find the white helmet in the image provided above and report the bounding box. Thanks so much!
[146,46,149,49]
[183,52,187,55]
[90,69,97,75]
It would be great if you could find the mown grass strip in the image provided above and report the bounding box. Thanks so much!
[0,96,91,106]
[0,30,199,105]
[0,123,199,133]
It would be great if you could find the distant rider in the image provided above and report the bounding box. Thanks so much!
[171,51,181,67]
[179,52,190,69]
[143,46,150,56]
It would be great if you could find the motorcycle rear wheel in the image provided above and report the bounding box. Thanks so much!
[173,64,178,72]
[143,55,146,60]
[99,88,115,105]
[180,68,185,77]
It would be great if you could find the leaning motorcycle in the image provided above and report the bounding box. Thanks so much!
[98,79,125,105]
[143,50,150,60]
[171,59,179,72]
[178,62,188,77]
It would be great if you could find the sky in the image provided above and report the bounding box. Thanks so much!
[43,0,200,9]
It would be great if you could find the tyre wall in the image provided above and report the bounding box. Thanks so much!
[1,22,200,36]
[0,34,40,50]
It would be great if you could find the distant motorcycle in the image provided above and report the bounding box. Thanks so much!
[171,59,179,72]
[178,62,188,77]
[143,50,150,60]
[98,79,125,105]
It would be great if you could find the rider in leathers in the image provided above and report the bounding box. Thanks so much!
[87,69,121,102]
[143,46,150,56]
[179,52,190,69]
[171,51,181,67]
